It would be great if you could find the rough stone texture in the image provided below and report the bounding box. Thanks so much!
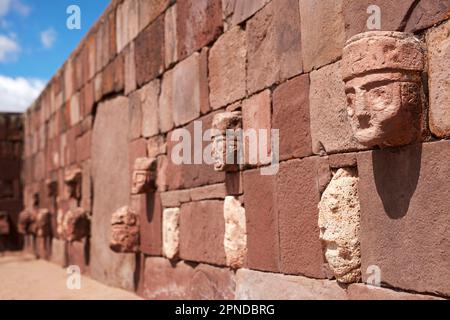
[299,0,345,72]
[128,91,141,141]
[189,183,227,201]
[223,196,246,269]
[162,207,180,260]
[347,284,443,300]
[139,0,170,32]
[140,79,160,138]
[309,61,364,154]
[246,0,302,94]
[179,200,227,266]
[242,90,271,166]
[343,0,417,39]
[235,269,347,300]
[159,70,174,133]
[110,206,140,253]
[231,0,270,25]
[272,74,312,161]
[62,207,90,242]
[116,0,139,53]
[357,141,450,297]
[405,0,450,33]
[278,157,325,278]
[164,4,178,67]
[243,169,279,272]
[318,168,361,284]
[176,0,223,60]
[160,190,191,208]
[131,157,157,194]
[124,42,136,95]
[91,96,135,291]
[427,20,450,138]
[209,26,246,109]
[172,51,209,126]
[189,263,235,300]
[135,15,164,87]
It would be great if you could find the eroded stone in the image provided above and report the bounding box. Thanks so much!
[131,157,157,194]
[35,208,52,237]
[318,168,361,284]
[162,207,180,260]
[110,206,140,253]
[223,196,247,269]
[62,207,90,242]
[18,210,36,235]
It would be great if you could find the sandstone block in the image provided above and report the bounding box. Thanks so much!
[162,207,180,260]
[405,0,450,33]
[116,0,139,53]
[231,0,269,25]
[164,4,178,67]
[141,79,160,138]
[347,284,443,300]
[124,42,137,95]
[159,70,174,133]
[224,196,247,269]
[110,206,140,253]
[139,0,170,32]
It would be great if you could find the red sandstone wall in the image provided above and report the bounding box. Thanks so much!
[21,0,450,299]
[0,113,23,250]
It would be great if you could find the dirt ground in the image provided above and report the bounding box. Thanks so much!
[0,253,141,300]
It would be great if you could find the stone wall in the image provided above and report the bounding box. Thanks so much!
[20,0,450,299]
[0,113,23,250]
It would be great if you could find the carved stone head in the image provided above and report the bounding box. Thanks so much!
[110,206,140,253]
[342,31,424,148]
[64,167,82,201]
[211,111,242,172]
[18,210,36,235]
[62,207,90,242]
[0,211,10,235]
[131,158,157,195]
[318,168,361,284]
[35,208,52,237]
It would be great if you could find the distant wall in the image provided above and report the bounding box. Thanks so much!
[21,0,450,299]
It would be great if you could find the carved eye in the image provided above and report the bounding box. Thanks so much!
[367,84,395,111]
[346,93,356,117]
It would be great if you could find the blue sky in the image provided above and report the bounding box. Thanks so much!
[0,0,109,112]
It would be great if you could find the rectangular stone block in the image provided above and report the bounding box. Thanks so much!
[128,91,142,141]
[235,269,347,300]
[116,0,139,53]
[176,0,222,60]
[189,183,227,201]
[231,0,270,25]
[278,157,325,278]
[273,74,312,161]
[124,42,137,95]
[164,4,178,67]
[405,0,450,33]
[209,26,246,109]
[299,0,345,72]
[243,168,279,272]
[139,0,170,32]
[159,69,174,133]
[347,284,443,300]
[135,15,164,87]
[309,61,365,154]
[141,79,160,138]
[246,0,302,94]
[179,200,227,266]
[357,141,450,296]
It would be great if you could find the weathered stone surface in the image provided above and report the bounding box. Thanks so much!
[242,90,271,165]
[116,0,139,53]
[110,206,140,253]
[223,196,246,269]
[357,140,450,296]
[162,207,180,260]
[343,0,416,39]
[405,0,450,33]
[347,284,443,300]
[243,168,279,272]
[209,26,246,109]
[273,74,312,161]
[35,209,52,237]
[319,168,361,283]
[235,269,347,300]
[131,157,157,194]
[135,15,164,87]
[62,207,90,242]
[139,0,170,32]
[211,111,242,171]
[231,0,269,25]
[124,42,136,95]
[179,200,227,266]
[128,92,141,141]
[427,20,450,138]
[134,192,163,256]
[189,264,235,300]
[140,79,160,138]
[159,70,174,133]
[69,93,80,126]
[147,135,166,158]
[172,51,209,126]
[246,0,302,94]
[310,61,364,154]
[164,4,178,67]
[176,0,222,59]
[91,96,135,291]
[300,0,345,72]
[160,189,191,207]
[278,157,325,278]
[189,183,227,201]
[17,210,36,235]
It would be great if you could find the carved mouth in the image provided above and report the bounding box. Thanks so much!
[357,114,371,129]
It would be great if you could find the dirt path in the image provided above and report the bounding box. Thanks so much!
[0,253,141,300]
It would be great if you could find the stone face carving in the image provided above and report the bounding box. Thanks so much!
[131,157,157,195]
[35,209,52,237]
[64,167,82,201]
[212,111,242,172]
[18,210,36,235]
[223,196,247,269]
[318,168,361,284]
[62,208,90,242]
[0,211,10,235]
[110,206,140,253]
[162,207,180,260]
[342,31,424,148]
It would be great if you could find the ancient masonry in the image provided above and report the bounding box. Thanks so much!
[0,0,449,299]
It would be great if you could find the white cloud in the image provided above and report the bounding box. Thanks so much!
[0,75,45,112]
[0,0,30,17]
[0,33,20,62]
[40,28,56,49]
